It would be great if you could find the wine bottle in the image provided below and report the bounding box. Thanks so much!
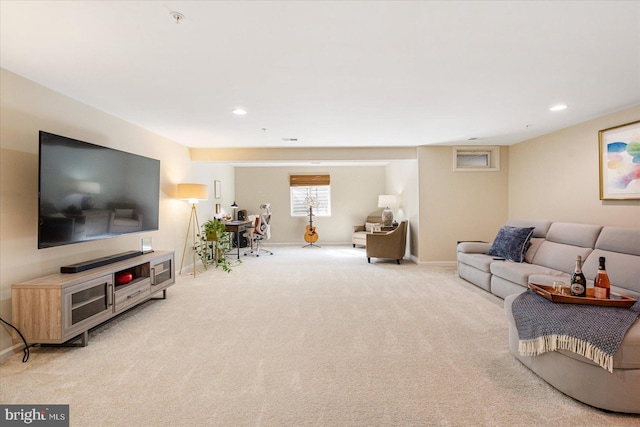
[570,255,586,297]
[594,256,611,299]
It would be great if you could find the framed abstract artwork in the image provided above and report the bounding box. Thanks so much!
[598,120,640,200]
[214,180,221,199]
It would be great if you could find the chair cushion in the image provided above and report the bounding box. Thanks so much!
[487,226,535,263]
[365,222,381,232]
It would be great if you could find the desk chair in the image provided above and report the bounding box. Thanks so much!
[244,203,273,257]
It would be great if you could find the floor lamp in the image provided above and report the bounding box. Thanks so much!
[178,183,209,277]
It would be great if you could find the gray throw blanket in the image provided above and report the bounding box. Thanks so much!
[512,290,640,372]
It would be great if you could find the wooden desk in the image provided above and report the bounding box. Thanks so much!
[224,220,252,259]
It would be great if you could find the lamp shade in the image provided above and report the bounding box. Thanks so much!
[378,195,397,208]
[177,183,209,201]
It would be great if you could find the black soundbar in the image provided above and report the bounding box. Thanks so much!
[60,250,143,273]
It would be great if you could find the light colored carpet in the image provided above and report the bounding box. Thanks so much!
[1,246,638,426]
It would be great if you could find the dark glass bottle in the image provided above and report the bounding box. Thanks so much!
[570,255,586,297]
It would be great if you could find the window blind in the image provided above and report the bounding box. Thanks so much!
[290,186,331,216]
[289,175,330,186]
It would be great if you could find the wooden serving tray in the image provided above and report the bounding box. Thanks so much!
[528,283,637,308]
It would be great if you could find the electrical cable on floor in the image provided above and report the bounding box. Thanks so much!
[0,316,31,362]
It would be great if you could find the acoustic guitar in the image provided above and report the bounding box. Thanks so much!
[304,206,319,243]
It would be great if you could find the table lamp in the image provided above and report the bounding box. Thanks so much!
[231,201,239,220]
[378,195,397,226]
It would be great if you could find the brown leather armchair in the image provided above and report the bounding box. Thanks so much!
[366,220,408,264]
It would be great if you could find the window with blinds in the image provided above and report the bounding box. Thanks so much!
[289,175,331,217]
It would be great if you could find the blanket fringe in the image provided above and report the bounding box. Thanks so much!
[518,334,614,373]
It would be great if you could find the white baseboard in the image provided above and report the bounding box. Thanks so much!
[0,342,24,362]
[416,260,457,266]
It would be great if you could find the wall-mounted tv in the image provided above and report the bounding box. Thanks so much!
[38,131,160,249]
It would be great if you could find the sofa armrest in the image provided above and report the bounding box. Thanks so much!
[457,241,491,254]
[353,225,365,232]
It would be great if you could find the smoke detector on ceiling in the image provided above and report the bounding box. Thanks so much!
[170,11,185,24]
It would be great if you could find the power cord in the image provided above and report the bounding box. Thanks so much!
[0,316,31,362]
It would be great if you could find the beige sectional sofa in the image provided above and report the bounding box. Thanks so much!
[457,220,640,413]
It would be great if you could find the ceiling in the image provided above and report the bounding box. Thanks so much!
[1,1,639,149]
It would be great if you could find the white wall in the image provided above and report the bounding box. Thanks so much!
[234,165,387,244]
[509,105,640,226]
[417,146,510,262]
[385,160,418,257]
[0,69,203,356]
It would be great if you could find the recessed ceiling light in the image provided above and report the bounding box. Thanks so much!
[232,108,247,115]
[550,104,568,111]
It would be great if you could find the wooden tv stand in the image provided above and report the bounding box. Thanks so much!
[11,251,175,346]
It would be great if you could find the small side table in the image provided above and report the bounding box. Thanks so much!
[224,220,252,259]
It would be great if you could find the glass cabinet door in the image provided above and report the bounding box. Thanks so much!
[151,255,174,294]
[63,275,113,339]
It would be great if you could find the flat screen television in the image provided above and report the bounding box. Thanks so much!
[38,131,160,249]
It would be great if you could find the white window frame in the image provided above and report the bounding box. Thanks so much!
[290,185,331,217]
[453,146,500,171]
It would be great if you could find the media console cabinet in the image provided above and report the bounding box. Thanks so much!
[12,251,175,346]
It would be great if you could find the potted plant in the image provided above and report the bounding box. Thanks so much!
[195,219,239,273]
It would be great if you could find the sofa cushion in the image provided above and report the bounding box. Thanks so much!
[528,273,571,287]
[458,262,491,292]
[487,226,535,263]
[491,261,562,287]
[524,237,545,264]
[595,226,640,256]
[583,249,640,297]
[506,219,552,238]
[457,241,491,254]
[457,253,494,273]
[545,222,603,248]
[532,241,593,275]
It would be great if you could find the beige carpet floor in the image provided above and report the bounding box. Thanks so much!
[1,245,638,426]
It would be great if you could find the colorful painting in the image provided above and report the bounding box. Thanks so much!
[598,120,640,200]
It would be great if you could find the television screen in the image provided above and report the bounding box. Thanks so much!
[38,131,160,249]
